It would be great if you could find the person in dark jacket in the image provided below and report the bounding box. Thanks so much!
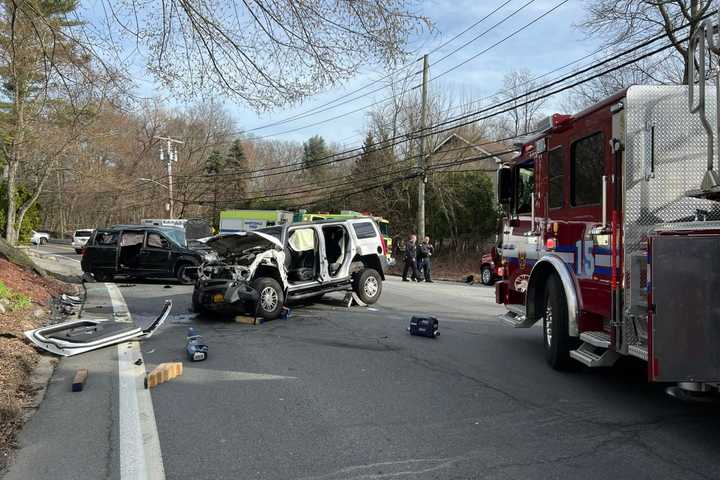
[418,236,434,282]
[402,234,419,282]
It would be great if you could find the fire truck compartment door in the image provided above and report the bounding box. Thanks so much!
[651,235,720,382]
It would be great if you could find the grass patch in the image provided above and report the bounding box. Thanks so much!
[0,281,31,311]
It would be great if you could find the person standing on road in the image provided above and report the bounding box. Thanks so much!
[402,234,419,282]
[419,236,434,283]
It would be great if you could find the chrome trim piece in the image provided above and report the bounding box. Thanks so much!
[628,344,648,361]
[580,331,611,348]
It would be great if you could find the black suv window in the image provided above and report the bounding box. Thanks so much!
[147,232,170,249]
[94,231,118,246]
[120,231,145,247]
[353,222,376,239]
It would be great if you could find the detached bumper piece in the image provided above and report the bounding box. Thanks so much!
[25,300,172,357]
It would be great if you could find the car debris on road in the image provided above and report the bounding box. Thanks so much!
[24,300,172,356]
[185,327,208,361]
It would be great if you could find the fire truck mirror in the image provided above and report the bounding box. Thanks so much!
[497,167,513,205]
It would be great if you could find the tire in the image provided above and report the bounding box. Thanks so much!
[39,237,47,245]
[252,277,284,320]
[75,248,82,254]
[543,274,579,370]
[93,270,112,282]
[481,266,494,286]
[353,268,382,305]
[191,288,206,314]
[176,263,195,285]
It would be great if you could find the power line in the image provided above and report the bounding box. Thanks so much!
[87,17,703,204]
[172,31,679,184]
[240,0,546,141]
[236,0,517,135]
[431,0,570,82]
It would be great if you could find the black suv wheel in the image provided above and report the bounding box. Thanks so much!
[176,263,195,285]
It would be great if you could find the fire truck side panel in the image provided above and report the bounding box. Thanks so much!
[651,234,720,382]
[622,86,718,360]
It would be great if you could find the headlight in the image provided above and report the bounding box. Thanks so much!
[202,251,219,263]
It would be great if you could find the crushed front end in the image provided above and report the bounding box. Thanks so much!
[191,231,286,314]
[194,263,259,313]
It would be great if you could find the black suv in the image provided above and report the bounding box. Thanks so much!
[81,225,204,283]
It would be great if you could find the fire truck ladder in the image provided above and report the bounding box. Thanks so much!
[688,14,720,199]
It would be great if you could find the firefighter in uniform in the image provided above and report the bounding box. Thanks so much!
[418,236,434,283]
[402,234,420,282]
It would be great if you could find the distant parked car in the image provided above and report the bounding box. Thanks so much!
[480,247,501,286]
[81,224,206,283]
[72,229,94,253]
[30,230,50,245]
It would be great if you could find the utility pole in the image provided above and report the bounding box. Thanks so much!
[417,54,429,240]
[155,136,184,219]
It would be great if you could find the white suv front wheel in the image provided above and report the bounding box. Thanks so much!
[353,268,382,305]
[252,277,285,320]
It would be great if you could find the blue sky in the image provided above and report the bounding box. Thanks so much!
[113,0,596,145]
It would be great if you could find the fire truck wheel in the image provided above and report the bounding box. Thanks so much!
[543,275,577,370]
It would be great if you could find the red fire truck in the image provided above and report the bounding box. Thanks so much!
[495,20,720,395]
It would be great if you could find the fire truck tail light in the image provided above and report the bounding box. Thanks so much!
[546,238,557,250]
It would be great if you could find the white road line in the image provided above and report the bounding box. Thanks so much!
[110,285,165,480]
[106,283,132,323]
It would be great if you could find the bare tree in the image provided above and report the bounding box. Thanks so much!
[498,69,547,137]
[579,0,713,84]
[99,1,430,109]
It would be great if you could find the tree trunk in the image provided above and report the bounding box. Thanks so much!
[4,159,19,244]
[15,165,53,240]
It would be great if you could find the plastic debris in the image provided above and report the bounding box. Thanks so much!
[186,327,208,362]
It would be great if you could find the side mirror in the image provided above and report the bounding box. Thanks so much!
[497,167,513,205]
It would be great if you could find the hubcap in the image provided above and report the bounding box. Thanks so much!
[482,268,491,284]
[363,276,379,298]
[545,304,553,347]
[260,286,278,312]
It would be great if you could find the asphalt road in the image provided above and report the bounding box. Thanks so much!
[28,242,83,263]
[6,264,720,479]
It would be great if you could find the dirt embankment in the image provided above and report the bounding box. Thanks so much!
[0,251,73,470]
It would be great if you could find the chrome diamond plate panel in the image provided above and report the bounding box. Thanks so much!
[623,86,719,305]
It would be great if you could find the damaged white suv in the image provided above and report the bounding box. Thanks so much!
[192,218,389,319]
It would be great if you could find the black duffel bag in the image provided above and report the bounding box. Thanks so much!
[408,316,439,338]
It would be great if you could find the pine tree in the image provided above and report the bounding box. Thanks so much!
[226,139,246,171]
[302,135,329,170]
[205,150,224,226]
